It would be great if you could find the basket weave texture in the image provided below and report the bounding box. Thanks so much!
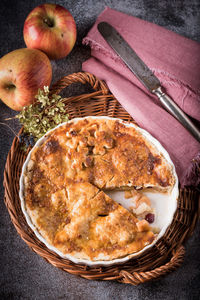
[3,72,200,285]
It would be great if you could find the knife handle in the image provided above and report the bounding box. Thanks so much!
[153,86,200,143]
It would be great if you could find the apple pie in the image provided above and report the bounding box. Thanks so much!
[22,117,175,261]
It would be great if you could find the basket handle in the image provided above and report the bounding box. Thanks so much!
[119,245,185,285]
[50,72,109,96]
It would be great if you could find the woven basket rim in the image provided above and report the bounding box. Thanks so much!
[3,71,200,285]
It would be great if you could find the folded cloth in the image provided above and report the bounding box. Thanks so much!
[82,7,200,187]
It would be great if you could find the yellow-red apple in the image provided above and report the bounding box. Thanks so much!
[23,3,77,60]
[0,48,52,111]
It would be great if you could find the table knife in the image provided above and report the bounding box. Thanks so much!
[97,22,200,143]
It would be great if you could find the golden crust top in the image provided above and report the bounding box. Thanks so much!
[24,118,175,261]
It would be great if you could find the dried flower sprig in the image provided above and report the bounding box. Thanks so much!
[16,86,69,141]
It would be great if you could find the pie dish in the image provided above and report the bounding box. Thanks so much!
[19,116,178,266]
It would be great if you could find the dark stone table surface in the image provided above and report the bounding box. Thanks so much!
[0,1,199,299]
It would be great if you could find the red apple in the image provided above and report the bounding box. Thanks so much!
[0,48,52,111]
[23,3,77,60]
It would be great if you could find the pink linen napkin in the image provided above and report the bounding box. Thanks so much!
[82,7,200,187]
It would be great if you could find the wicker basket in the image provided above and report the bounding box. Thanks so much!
[3,72,200,285]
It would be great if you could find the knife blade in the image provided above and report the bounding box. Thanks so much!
[97,22,200,143]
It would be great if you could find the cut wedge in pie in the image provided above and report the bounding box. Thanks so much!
[26,181,155,260]
[20,117,178,264]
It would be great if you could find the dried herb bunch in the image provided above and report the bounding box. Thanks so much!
[17,86,69,143]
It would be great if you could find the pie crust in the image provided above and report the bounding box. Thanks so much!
[21,117,176,262]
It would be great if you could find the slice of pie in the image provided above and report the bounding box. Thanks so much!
[23,117,176,261]
[25,181,155,260]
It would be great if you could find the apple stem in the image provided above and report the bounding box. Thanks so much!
[6,84,16,90]
[43,17,54,27]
